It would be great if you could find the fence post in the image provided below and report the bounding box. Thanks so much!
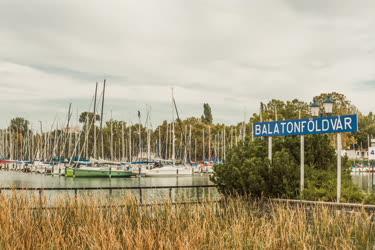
[139,188,143,205]
[39,189,43,208]
[74,189,78,199]
[169,188,172,202]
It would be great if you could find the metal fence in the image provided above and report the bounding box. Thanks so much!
[2,185,375,212]
[0,184,219,205]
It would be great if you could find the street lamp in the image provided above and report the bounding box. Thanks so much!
[323,96,334,115]
[309,95,342,203]
[310,98,320,117]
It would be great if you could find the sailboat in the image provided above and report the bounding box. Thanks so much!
[144,88,193,177]
[65,81,134,178]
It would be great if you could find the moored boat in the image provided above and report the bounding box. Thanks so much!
[144,165,193,177]
[65,165,134,178]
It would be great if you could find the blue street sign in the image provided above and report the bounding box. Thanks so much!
[254,114,359,137]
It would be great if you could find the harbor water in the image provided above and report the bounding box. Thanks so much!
[0,171,218,203]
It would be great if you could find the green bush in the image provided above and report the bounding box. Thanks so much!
[213,139,299,198]
[213,135,372,203]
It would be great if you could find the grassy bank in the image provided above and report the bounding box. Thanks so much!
[0,193,374,249]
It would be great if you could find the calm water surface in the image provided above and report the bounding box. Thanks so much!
[0,171,213,188]
[3,171,370,197]
[0,171,217,203]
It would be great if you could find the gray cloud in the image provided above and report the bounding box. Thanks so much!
[0,0,374,128]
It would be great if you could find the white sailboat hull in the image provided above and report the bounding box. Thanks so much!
[145,165,193,177]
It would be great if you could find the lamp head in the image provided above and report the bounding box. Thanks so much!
[323,96,334,114]
[310,98,320,117]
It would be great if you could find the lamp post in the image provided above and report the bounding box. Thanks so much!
[322,96,341,203]
[299,110,304,197]
[310,96,341,203]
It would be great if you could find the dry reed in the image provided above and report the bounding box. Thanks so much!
[0,192,374,249]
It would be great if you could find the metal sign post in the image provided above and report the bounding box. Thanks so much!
[337,133,342,203]
[300,135,304,196]
[268,137,272,162]
[299,111,304,196]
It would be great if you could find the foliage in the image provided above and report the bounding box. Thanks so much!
[213,134,367,202]
[314,92,357,115]
[354,112,375,149]
[9,117,29,133]
[79,112,100,124]
[302,159,365,203]
[201,103,213,124]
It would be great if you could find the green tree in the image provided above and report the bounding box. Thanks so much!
[8,117,30,160]
[10,117,29,134]
[212,139,299,198]
[79,112,100,124]
[201,103,213,124]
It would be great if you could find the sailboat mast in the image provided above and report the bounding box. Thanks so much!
[147,128,151,162]
[121,121,125,161]
[194,138,197,162]
[208,126,211,161]
[171,88,175,166]
[165,123,169,159]
[53,122,58,158]
[62,103,72,160]
[110,110,113,161]
[158,127,161,158]
[202,128,205,161]
[93,82,98,159]
[138,112,142,160]
[4,129,6,159]
[9,126,12,160]
[146,108,151,162]
[85,112,89,159]
[128,126,132,162]
[100,79,106,159]
[184,125,187,164]
[188,125,192,163]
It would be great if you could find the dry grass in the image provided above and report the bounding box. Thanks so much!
[0,193,374,250]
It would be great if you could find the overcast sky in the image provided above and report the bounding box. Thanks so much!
[0,0,374,129]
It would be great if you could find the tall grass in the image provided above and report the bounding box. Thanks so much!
[0,193,374,249]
